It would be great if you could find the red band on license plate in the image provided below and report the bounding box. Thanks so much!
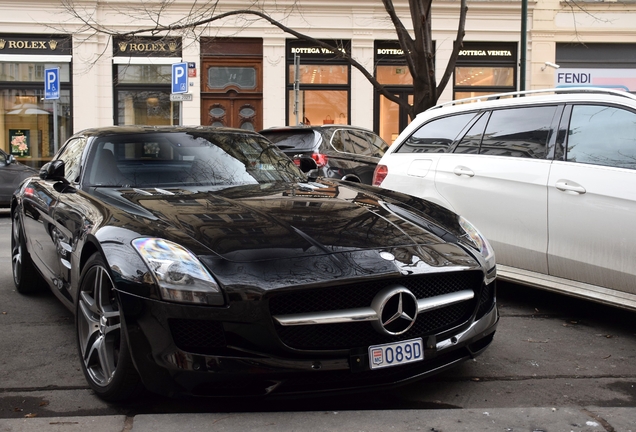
[368,338,424,370]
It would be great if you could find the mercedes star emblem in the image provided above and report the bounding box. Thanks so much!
[371,285,418,336]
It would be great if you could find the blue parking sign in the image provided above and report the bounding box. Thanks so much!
[44,68,60,100]
[172,62,188,94]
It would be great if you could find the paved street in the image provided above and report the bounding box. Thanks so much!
[1,209,635,430]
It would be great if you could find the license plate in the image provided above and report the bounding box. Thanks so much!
[368,338,424,370]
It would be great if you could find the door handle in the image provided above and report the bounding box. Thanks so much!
[555,180,586,194]
[453,166,474,177]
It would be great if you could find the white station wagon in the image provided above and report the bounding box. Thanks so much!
[374,88,636,311]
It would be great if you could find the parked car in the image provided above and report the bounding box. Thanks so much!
[374,87,636,311]
[11,125,497,401]
[259,124,389,185]
[0,149,38,207]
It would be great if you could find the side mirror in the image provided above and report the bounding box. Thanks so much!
[39,160,66,182]
[6,154,15,165]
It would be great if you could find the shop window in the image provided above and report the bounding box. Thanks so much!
[374,42,415,144]
[1,85,71,167]
[114,64,179,126]
[286,40,351,127]
[289,64,349,85]
[287,90,348,127]
[376,65,412,85]
[116,90,177,126]
[453,42,517,100]
[454,67,514,87]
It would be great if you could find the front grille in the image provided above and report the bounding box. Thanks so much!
[270,271,484,350]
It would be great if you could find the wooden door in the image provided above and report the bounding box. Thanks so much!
[201,97,262,131]
[200,57,263,131]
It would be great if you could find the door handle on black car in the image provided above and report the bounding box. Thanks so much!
[453,166,475,177]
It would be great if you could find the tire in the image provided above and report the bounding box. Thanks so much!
[11,211,43,294]
[76,253,144,402]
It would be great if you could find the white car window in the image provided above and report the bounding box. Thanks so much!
[567,105,636,170]
[479,106,557,159]
[397,113,476,154]
[455,112,489,154]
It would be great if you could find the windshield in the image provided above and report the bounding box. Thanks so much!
[84,131,305,188]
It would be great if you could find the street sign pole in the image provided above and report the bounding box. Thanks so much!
[53,101,58,153]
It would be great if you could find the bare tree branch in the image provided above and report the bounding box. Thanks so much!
[57,1,471,116]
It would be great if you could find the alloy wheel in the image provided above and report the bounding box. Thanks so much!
[11,214,22,285]
[77,265,122,387]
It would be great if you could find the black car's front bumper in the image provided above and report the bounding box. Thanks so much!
[118,279,498,398]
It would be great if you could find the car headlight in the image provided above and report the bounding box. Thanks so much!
[458,216,496,271]
[132,238,223,306]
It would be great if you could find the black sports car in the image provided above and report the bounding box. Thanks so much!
[11,126,498,401]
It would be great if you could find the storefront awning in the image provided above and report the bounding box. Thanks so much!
[0,54,72,63]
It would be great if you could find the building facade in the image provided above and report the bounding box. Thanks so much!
[531,0,636,93]
[1,0,634,168]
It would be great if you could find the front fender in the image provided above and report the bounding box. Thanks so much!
[91,226,161,301]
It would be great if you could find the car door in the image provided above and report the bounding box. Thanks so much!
[433,105,561,274]
[23,137,88,295]
[331,129,388,184]
[547,104,636,294]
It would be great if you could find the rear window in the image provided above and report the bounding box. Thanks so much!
[396,113,476,153]
[260,130,318,151]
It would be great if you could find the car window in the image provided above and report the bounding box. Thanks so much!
[0,151,6,164]
[566,105,636,170]
[57,138,88,183]
[478,106,556,159]
[260,130,317,151]
[397,113,476,154]
[341,130,376,156]
[455,112,489,154]
[329,129,346,152]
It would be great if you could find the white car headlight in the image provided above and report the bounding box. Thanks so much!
[132,238,223,305]
[458,216,496,272]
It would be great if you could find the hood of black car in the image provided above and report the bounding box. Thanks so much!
[95,180,469,266]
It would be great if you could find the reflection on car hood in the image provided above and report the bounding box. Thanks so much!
[95,180,471,267]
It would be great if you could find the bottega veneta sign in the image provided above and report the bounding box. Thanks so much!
[0,35,71,55]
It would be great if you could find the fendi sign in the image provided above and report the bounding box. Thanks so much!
[0,35,71,55]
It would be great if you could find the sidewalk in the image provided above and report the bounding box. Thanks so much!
[1,407,635,431]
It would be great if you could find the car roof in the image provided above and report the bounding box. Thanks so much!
[259,124,375,134]
[425,87,636,118]
[72,125,262,139]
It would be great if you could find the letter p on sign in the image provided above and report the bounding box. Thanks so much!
[44,68,60,100]
[172,62,188,94]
